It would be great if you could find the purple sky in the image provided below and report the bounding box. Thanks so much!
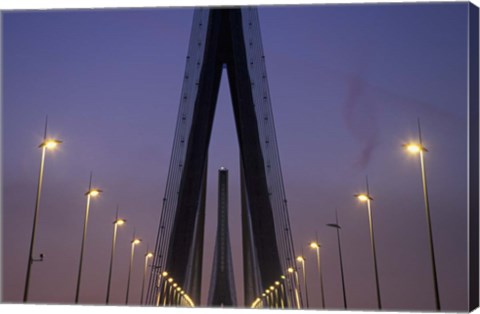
[2,3,470,311]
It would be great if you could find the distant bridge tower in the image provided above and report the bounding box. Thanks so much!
[207,168,237,306]
[146,7,299,308]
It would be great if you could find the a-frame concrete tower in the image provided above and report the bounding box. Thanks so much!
[207,168,237,306]
[148,8,298,307]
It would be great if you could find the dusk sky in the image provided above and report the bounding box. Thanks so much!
[2,2,471,311]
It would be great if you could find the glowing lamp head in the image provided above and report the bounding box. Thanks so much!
[168,278,173,283]
[309,242,319,249]
[173,283,178,288]
[287,267,294,273]
[280,275,286,280]
[45,141,57,149]
[41,139,62,150]
[181,291,185,295]
[270,286,275,290]
[146,252,154,258]
[275,281,280,286]
[355,193,371,202]
[176,287,181,292]
[162,271,168,277]
[407,143,421,153]
[132,238,141,245]
[86,188,103,197]
[262,293,266,297]
[296,256,304,262]
[404,142,426,154]
[265,289,270,294]
[114,218,126,226]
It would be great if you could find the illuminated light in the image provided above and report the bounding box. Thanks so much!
[173,283,178,288]
[115,219,126,226]
[162,271,168,277]
[181,291,185,295]
[287,267,294,273]
[168,278,173,283]
[262,293,266,297]
[309,241,319,249]
[275,281,280,286]
[40,139,62,150]
[270,286,275,290]
[265,289,270,294]
[45,142,57,149]
[280,275,286,279]
[45,140,58,149]
[132,238,141,245]
[86,189,103,197]
[296,256,304,262]
[176,287,181,291]
[404,142,425,154]
[146,252,153,258]
[355,193,370,202]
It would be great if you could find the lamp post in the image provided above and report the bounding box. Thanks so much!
[309,241,326,309]
[171,283,178,306]
[158,271,168,306]
[179,290,185,306]
[269,285,276,308]
[105,208,126,304]
[296,256,309,308]
[175,287,182,305]
[287,267,301,309]
[75,173,102,303]
[141,250,154,304]
[165,277,173,305]
[126,235,142,304]
[265,289,271,308]
[355,177,381,309]
[326,210,347,309]
[275,281,284,309]
[403,120,441,311]
[23,118,62,302]
[155,271,167,306]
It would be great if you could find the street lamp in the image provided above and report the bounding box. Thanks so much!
[287,267,301,309]
[171,282,178,306]
[175,287,182,305]
[262,292,267,307]
[269,285,276,308]
[141,250,154,304]
[158,271,169,306]
[309,241,326,309]
[326,210,347,309]
[165,277,173,305]
[354,177,382,309]
[179,290,185,306]
[296,256,309,308]
[155,271,168,306]
[265,289,271,307]
[106,208,126,304]
[75,173,102,303]
[403,120,441,311]
[275,281,285,309]
[23,118,62,302]
[126,235,142,304]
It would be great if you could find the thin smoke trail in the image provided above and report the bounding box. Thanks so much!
[342,70,380,171]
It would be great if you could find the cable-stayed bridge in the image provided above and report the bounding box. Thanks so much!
[145,7,301,308]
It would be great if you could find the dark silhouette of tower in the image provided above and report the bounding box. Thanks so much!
[147,7,298,307]
[207,167,237,306]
